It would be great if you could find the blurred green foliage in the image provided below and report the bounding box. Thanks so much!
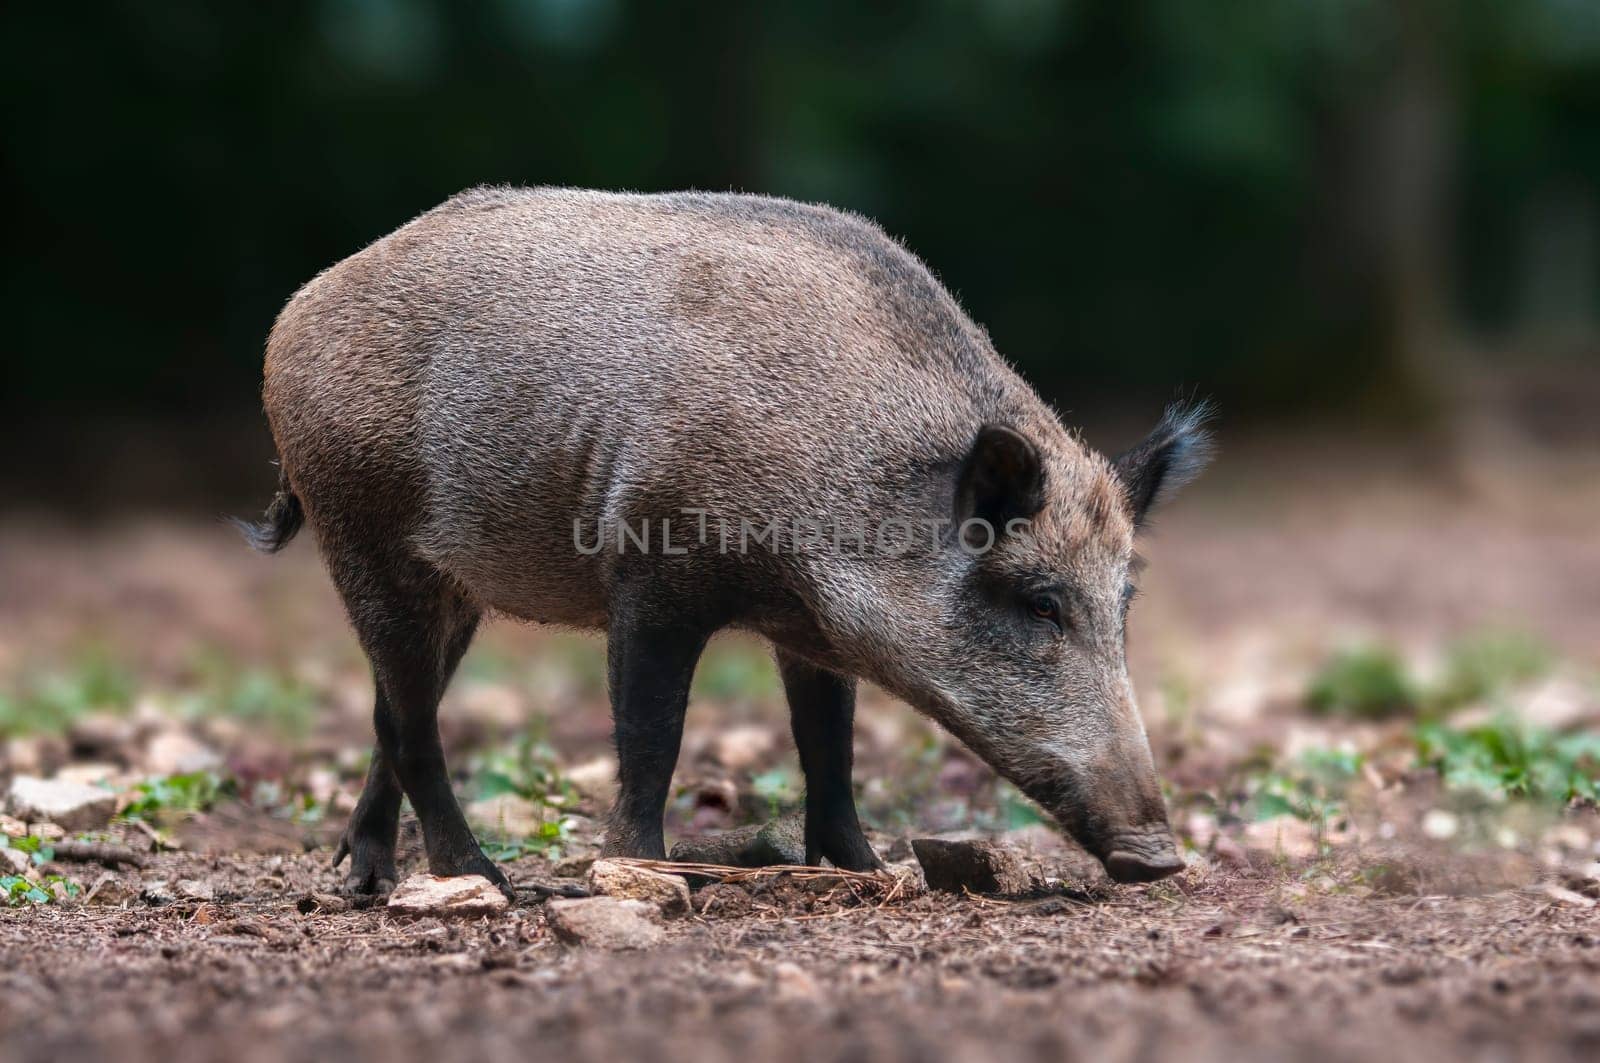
[1307,629,1560,719]
[120,772,233,820]
[1306,646,1420,719]
[1416,717,1600,803]
[1433,630,1553,711]
[692,640,784,702]
[4,0,1596,425]
[0,649,136,737]
[183,654,320,738]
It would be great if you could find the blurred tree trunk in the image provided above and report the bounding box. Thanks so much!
[1377,0,1456,409]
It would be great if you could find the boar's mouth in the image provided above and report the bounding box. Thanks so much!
[1017,775,1184,885]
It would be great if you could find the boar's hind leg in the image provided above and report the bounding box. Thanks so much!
[600,609,710,860]
[779,652,882,871]
[333,555,511,898]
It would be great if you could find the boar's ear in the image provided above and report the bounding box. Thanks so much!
[1112,401,1215,529]
[955,424,1046,541]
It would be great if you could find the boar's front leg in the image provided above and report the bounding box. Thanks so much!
[331,741,402,896]
[600,606,710,860]
[779,651,882,871]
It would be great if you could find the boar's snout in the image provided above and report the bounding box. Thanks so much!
[1103,829,1185,884]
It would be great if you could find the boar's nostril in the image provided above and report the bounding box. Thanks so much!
[1104,844,1185,884]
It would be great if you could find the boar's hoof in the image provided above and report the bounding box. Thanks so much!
[332,835,398,898]
[1104,848,1185,884]
[430,850,516,902]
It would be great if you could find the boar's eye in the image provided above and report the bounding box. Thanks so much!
[1027,592,1064,631]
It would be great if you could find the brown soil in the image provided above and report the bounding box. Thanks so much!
[4,844,1598,1063]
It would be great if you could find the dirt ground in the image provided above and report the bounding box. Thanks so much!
[5,847,1598,1063]
[2,432,1598,1063]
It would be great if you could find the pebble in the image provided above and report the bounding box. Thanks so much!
[142,731,222,776]
[544,896,664,949]
[585,859,691,917]
[669,812,807,867]
[5,775,118,832]
[386,874,511,918]
[912,838,1036,895]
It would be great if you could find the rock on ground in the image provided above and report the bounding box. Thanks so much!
[912,838,1037,895]
[585,860,691,917]
[386,874,511,918]
[5,775,118,832]
[142,730,222,776]
[562,755,618,806]
[544,897,665,949]
[669,812,807,867]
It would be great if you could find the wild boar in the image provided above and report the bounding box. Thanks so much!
[238,187,1212,897]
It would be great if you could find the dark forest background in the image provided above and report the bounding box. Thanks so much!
[3,0,1597,506]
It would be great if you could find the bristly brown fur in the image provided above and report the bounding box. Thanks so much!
[245,187,1212,887]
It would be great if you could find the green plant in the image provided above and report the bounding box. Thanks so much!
[120,772,231,820]
[466,735,575,807]
[749,767,798,817]
[182,652,318,737]
[993,780,1047,830]
[1415,717,1600,804]
[480,818,572,861]
[1240,746,1362,825]
[1306,646,1419,719]
[3,834,52,866]
[1432,630,1552,711]
[692,640,782,701]
[0,648,136,736]
[1,873,78,906]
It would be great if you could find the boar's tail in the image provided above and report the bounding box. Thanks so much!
[230,467,304,554]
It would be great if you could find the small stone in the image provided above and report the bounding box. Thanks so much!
[455,683,526,730]
[1421,809,1459,840]
[54,763,123,788]
[544,896,664,949]
[296,892,351,914]
[68,713,137,760]
[1241,815,1319,860]
[911,838,1036,895]
[669,812,807,868]
[6,775,117,832]
[141,879,177,906]
[142,731,222,777]
[5,734,69,777]
[563,755,618,806]
[1213,835,1251,868]
[551,852,597,879]
[709,725,778,771]
[1521,677,1598,731]
[1564,862,1600,899]
[1540,882,1597,908]
[585,859,691,917]
[670,822,764,865]
[86,873,136,906]
[0,815,26,838]
[387,874,510,918]
[176,879,215,902]
[2,847,30,874]
[751,813,807,865]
